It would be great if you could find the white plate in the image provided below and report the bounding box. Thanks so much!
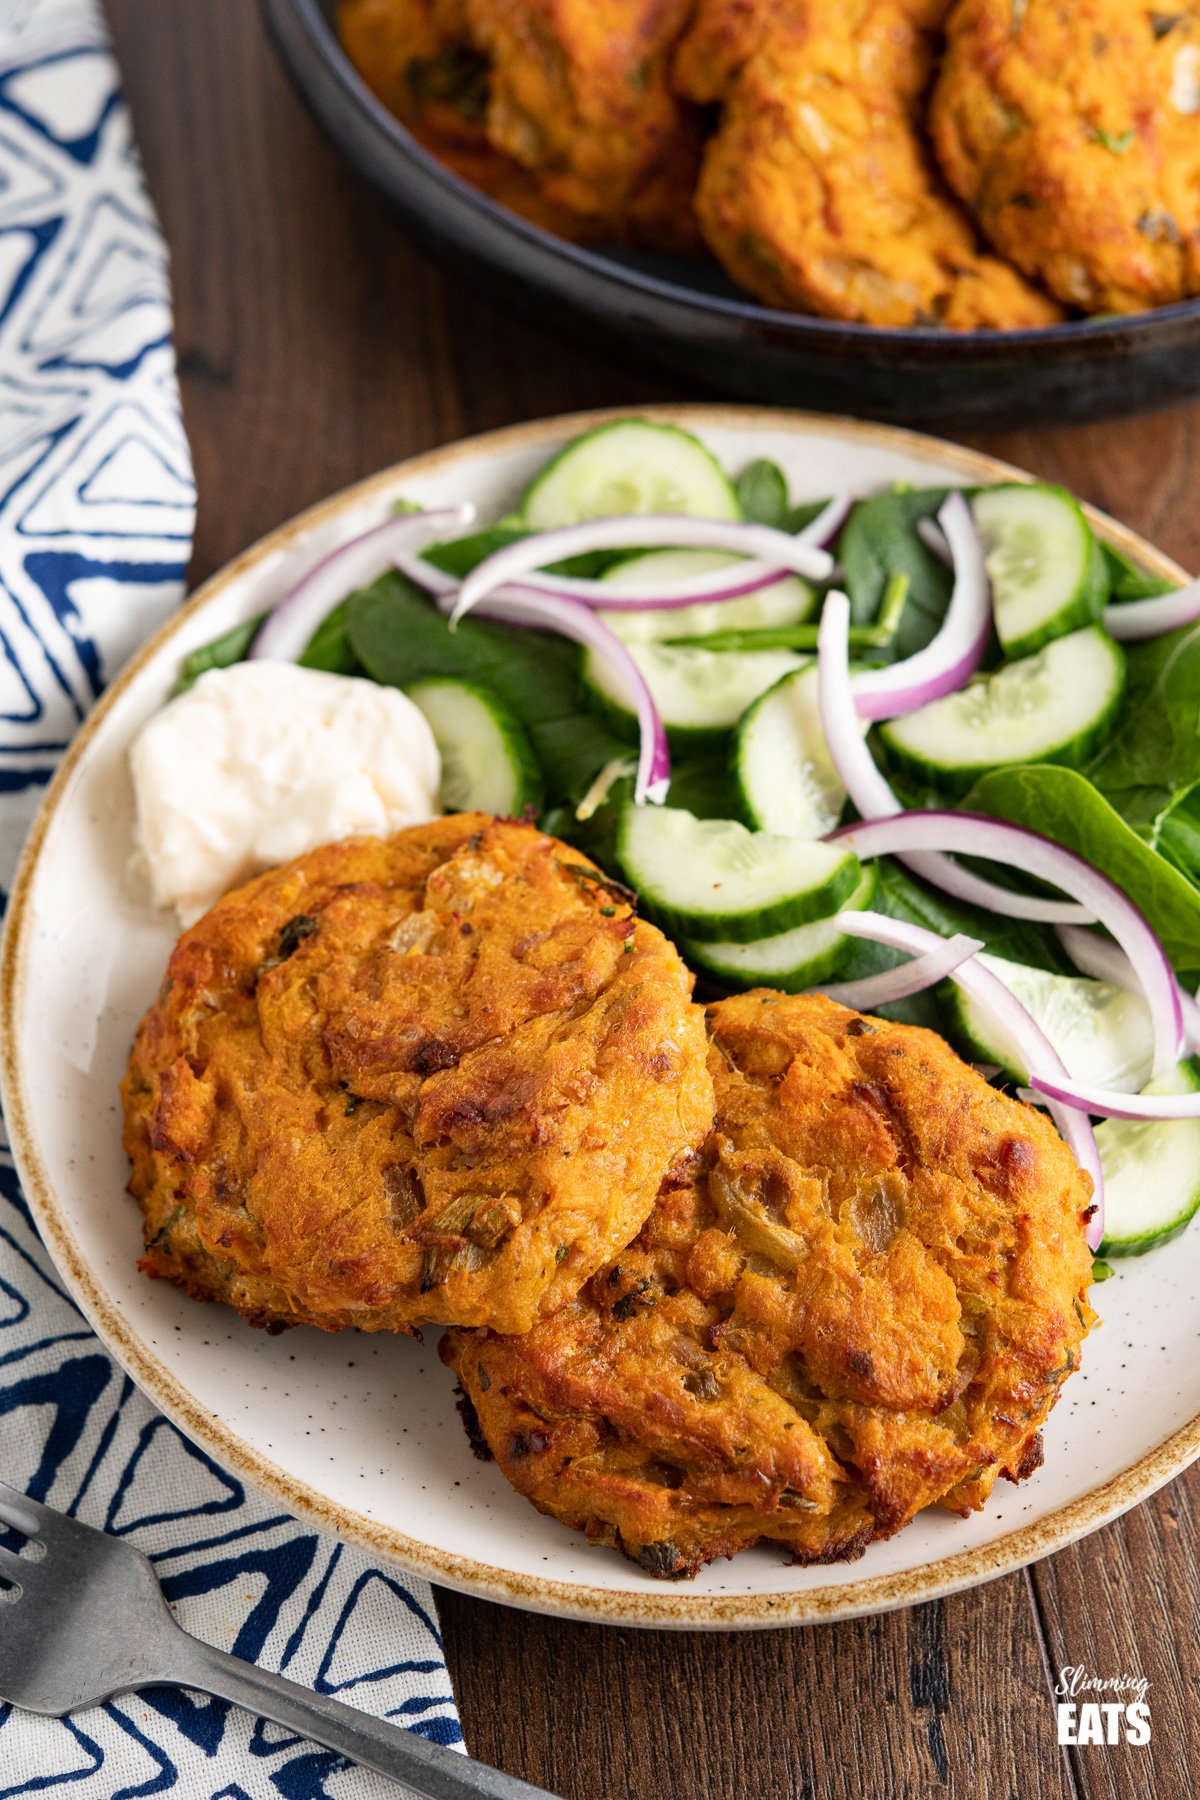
[3,405,1198,1630]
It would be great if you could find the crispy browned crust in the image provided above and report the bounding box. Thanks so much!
[442,991,1096,1578]
[338,0,706,251]
[461,0,705,252]
[930,0,1200,313]
[123,815,713,1337]
[672,0,1063,328]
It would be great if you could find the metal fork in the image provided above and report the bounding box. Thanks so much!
[0,1478,559,1800]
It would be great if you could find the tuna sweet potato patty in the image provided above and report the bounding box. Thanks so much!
[442,990,1095,1577]
[122,814,713,1337]
[931,0,1200,313]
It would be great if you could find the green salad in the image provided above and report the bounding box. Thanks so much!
[181,417,1200,1265]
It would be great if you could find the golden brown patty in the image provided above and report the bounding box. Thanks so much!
[338,0,705,252]
[460,0,705,253]
[672,0,1062,329]
[337,0,604,241]
[123,815,713,1337]
[931,0,1200,313]
[442,991,1095,1577]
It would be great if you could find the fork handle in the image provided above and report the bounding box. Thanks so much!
[168,1633,560,1800]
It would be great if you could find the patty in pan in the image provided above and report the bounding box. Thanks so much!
[442,991,1096,1577]
[122,814,714,1337]
[931,0,1200,313]
[673,0,1062,329]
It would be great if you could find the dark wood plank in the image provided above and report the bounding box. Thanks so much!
[102,2,1200,1793]
[1028,1480,1200,1800]
[437,1576,1076,1800]
[967,410,1200,574]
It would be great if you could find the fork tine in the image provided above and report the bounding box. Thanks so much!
[0,1478,52,1538]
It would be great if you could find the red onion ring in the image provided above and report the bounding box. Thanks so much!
[916,516,952,565]
[1031,1073,1200,1121]
[852,493,990,722]
[1104,579,1200,642]
[817,930,982,1010]
[837,910,1104,1247]
[547,559,798,612]
[832,811,1183,1080]
[450,513,837,625]
[250,506,474,663]
[816,590,1094,926]
[392,547,670,803]
[428,586,670,806]
[400,546,796,611]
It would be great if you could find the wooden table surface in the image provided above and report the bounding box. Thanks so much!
[106,4,1200,1794]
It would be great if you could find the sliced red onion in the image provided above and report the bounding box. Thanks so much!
[395,550,456,598]
[397,550,594,624]
[916,516,952,565]
[793,491,854,553]
[1031,1073,1200,1121]
[816,591,1093,926]
[450,514,836,625]
[1189,984,1200,1052]
[818,930,982,1010]
[517,558,797,612]
[837,910,1104,1247]
[1054,923,1132,990]
[832,812,1183,1079]
[1104,579,1200,641]
[394,549,669,802]
[251,505,474,663]
[1057,924,1200,1055]
[430,585,669,805]
[852,493,990,722]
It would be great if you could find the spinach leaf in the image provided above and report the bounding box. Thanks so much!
[347,571,626,807]
[424,525,527,578]
[786,498,832,534]
[1086,619,1200,815]
[664,756,743,822]
[837,488,952,653]
[1101,541,1178,603]
[965,764,1200,972]
[735,459,789,527]
[1156,783,1200,885]
[176,614,265,693]
[298,598,363,675]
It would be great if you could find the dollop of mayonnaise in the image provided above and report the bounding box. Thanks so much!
[130,660,441,924]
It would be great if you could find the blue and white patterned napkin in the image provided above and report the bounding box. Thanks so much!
[0,3,462,1791]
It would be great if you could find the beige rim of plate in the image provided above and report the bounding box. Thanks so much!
[1,404,1196,1629]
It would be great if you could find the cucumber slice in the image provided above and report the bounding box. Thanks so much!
[406,677,542,817]
[972,483,1108,659]
[684,864,878,991]
[947,952,1155,1091]
[617,803,861,943]
[878,625,1124,796]
[581,642,804,751]
[735,662,855,839]
[520,420,740,529]
[599,550,815,646]
[1097,1059,1200,1256]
